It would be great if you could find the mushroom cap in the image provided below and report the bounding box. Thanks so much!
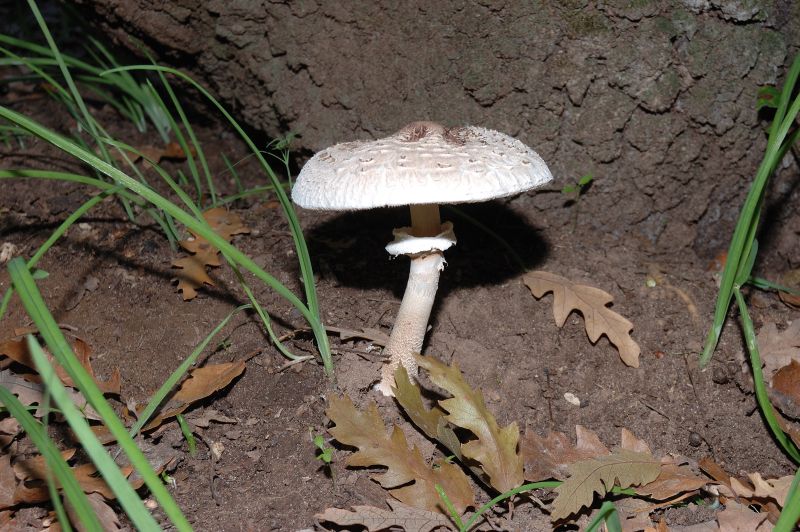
[292,121,553,210]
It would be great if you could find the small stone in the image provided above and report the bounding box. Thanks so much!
[688,432,703,447]
[0,242,19,264]
[712,366,729,384]
[564,392,581,407]
[210,441,225,460]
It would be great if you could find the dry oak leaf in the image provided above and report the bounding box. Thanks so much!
[327,325,390,346]
[771,359,800,418]
[522,425,610,482]
[172,207,250,300]
[393,366,462,462]
[142,361,246,432]
[0,336,120,395]
[0,369,101,420]
[551,449,661,521]
[778,269,800,308]
[717,501,773,532]
[316,499,454,532]
[91,362,246,444]
[326,395,474,514]
[729,473,792,509]
[13,450,133,502]
[523,271,640,367]
[635,463,711,501]
[756,321,800,378]
[0,454,15,511]
[111,141,194,167]
[416,354,523,493]
[70,492,122,532]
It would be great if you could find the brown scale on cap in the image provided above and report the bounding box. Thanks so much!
[399,121,470,146]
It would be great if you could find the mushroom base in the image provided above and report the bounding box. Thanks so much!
[375,251,445,396]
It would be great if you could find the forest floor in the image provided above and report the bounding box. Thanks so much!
[0,77,798,532]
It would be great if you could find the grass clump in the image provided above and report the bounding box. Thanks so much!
[0,1,333,528]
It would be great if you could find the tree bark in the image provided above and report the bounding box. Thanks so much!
[72,0,799,255]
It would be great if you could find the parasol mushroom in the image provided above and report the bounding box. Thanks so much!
[292,121,553,395]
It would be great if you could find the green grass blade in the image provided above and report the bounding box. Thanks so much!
[226,259,306,361]
[734,286,800,462]
[434,484,465,530]
[26,335,161,531]
[700,55,800,366]
[585,501,622,532]
[0,388,99,531]
[221,153,244,194]
[461,481,560,531]
[26,0,112,165]
[8,258,192,530]
[147,71,215,205]
[748,276,800,295]
[140,78,205,204]
[734,238,758,286]
[774,467,800,531]
[175,414,197,457]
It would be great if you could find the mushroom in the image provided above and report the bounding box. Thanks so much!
[292,121,553,395]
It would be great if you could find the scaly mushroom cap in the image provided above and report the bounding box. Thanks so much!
[292,121,553,210]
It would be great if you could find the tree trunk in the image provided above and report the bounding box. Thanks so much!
[72,0,799,256]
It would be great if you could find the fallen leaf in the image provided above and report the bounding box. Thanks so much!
[778,269,800,308]
[0,418,19,450]
[636,464,711,501]
[0,369,100,420]
[328,325,390,346]
[0,455,15,510]
[771,360,800,418]
[698,457,731,489]
[326,395,474,514]
[416,354,523,493]
[112,141,194,166]
[757,321,800,378]
[0,335,120,395]
[13,450,76,481]
[142,361,246,431]
[92,362,246,444]
[620,429,652,454]
[717,501,773,531]
[0,509,12,529]
[172,207,250,300]
[14,451,131,501]
[521,425,610,482]
[551,450,661,521]
[730,473,792,508]
[185,408,238,428]
[315,499,454,532]
[393,367,462,462]
[523,271,640,367]
[68,492,121,531]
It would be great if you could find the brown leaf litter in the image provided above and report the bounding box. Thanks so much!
[523,270,641,367]
[172,207,250,300]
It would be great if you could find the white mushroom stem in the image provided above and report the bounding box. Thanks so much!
[376,252,445,395]
[376,203,449,396]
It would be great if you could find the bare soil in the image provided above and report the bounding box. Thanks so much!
[1,79,799,531]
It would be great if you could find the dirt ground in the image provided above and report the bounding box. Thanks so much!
[1,75,799,530]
